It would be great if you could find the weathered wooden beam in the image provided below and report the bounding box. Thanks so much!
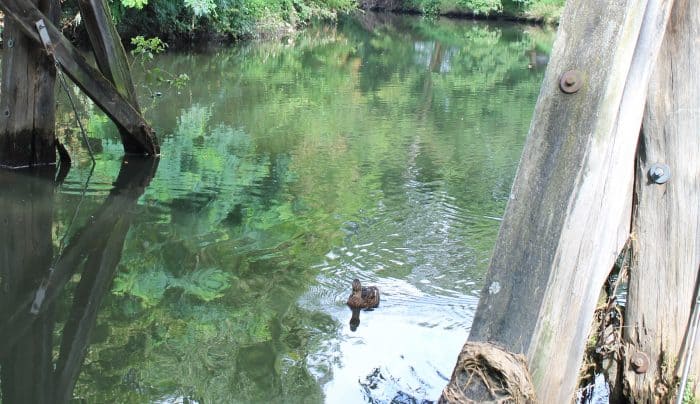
[0,0,159,155]
[78,0,145,153]
[78,0,140,107]
[0,0,59,167]
[621,0,700,401]
[449,0,674,401]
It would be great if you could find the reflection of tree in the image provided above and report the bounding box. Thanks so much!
[0,157,158,403]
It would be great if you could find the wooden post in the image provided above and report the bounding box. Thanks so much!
[441,0,675,401]
[0,0,59,167]
[79,0,140,107]
[620,0,700,401]
[0,0,159,155]
[78,0,147,153]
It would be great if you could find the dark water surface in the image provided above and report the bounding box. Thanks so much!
[0,13,553,403]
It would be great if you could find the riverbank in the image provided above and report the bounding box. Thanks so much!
[0,0,561,50]
[358,0,562,25]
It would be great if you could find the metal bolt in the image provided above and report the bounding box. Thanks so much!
[631,351,649,373]
[7,38,14,48]
[560,70,584,94]
[648,163,671,184]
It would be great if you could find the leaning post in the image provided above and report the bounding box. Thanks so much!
[440,0,675,401]
[620,0,700,401]
[78,0,147,154]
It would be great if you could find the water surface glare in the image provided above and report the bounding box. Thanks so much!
[0,13,553,403]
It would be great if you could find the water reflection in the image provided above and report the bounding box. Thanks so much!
[1,13,553,403]
[0,157,158,403]
[349,307,362,331]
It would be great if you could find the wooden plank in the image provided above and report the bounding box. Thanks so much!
[78,0,140,108]
[0,0,59,167]
[461,0,674,401]
[78,0,145,158]
[621,0,700,401]
[0,0,159,155]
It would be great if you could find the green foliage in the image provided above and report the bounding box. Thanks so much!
[406,0,562,19]
[520,0,565,22]
[120,0,148,9]
[456,0,501,14]
[683,379,698,404]
[130,36,190,95]
[106,0,357,40]
[130,36,167,61]
[184,0,217,17]
[422,0,441,16]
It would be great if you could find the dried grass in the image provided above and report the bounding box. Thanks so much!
[440,341,536,403]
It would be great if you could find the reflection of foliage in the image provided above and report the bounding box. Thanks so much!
[112,267,231,306]
[50,15,555,403]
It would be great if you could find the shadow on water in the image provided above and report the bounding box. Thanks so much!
[0,157,158,403]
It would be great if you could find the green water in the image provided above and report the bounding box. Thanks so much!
[0,13,554,403]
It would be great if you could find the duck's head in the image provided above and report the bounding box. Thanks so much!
[352,279,362,292]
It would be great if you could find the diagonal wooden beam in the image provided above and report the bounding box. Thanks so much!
[78,0,147,154]
[78,0,141,109]
[0,0,159,155]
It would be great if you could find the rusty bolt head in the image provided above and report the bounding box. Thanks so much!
[560,70,584,94]
[631,352,649,373]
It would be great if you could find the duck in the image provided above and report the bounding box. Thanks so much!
[346,278,380,310]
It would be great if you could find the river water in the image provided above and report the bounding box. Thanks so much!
[0,13,553,403]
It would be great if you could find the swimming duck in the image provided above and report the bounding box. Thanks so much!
[346,279,380,310]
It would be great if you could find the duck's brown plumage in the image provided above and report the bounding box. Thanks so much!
[346,279,380,309]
